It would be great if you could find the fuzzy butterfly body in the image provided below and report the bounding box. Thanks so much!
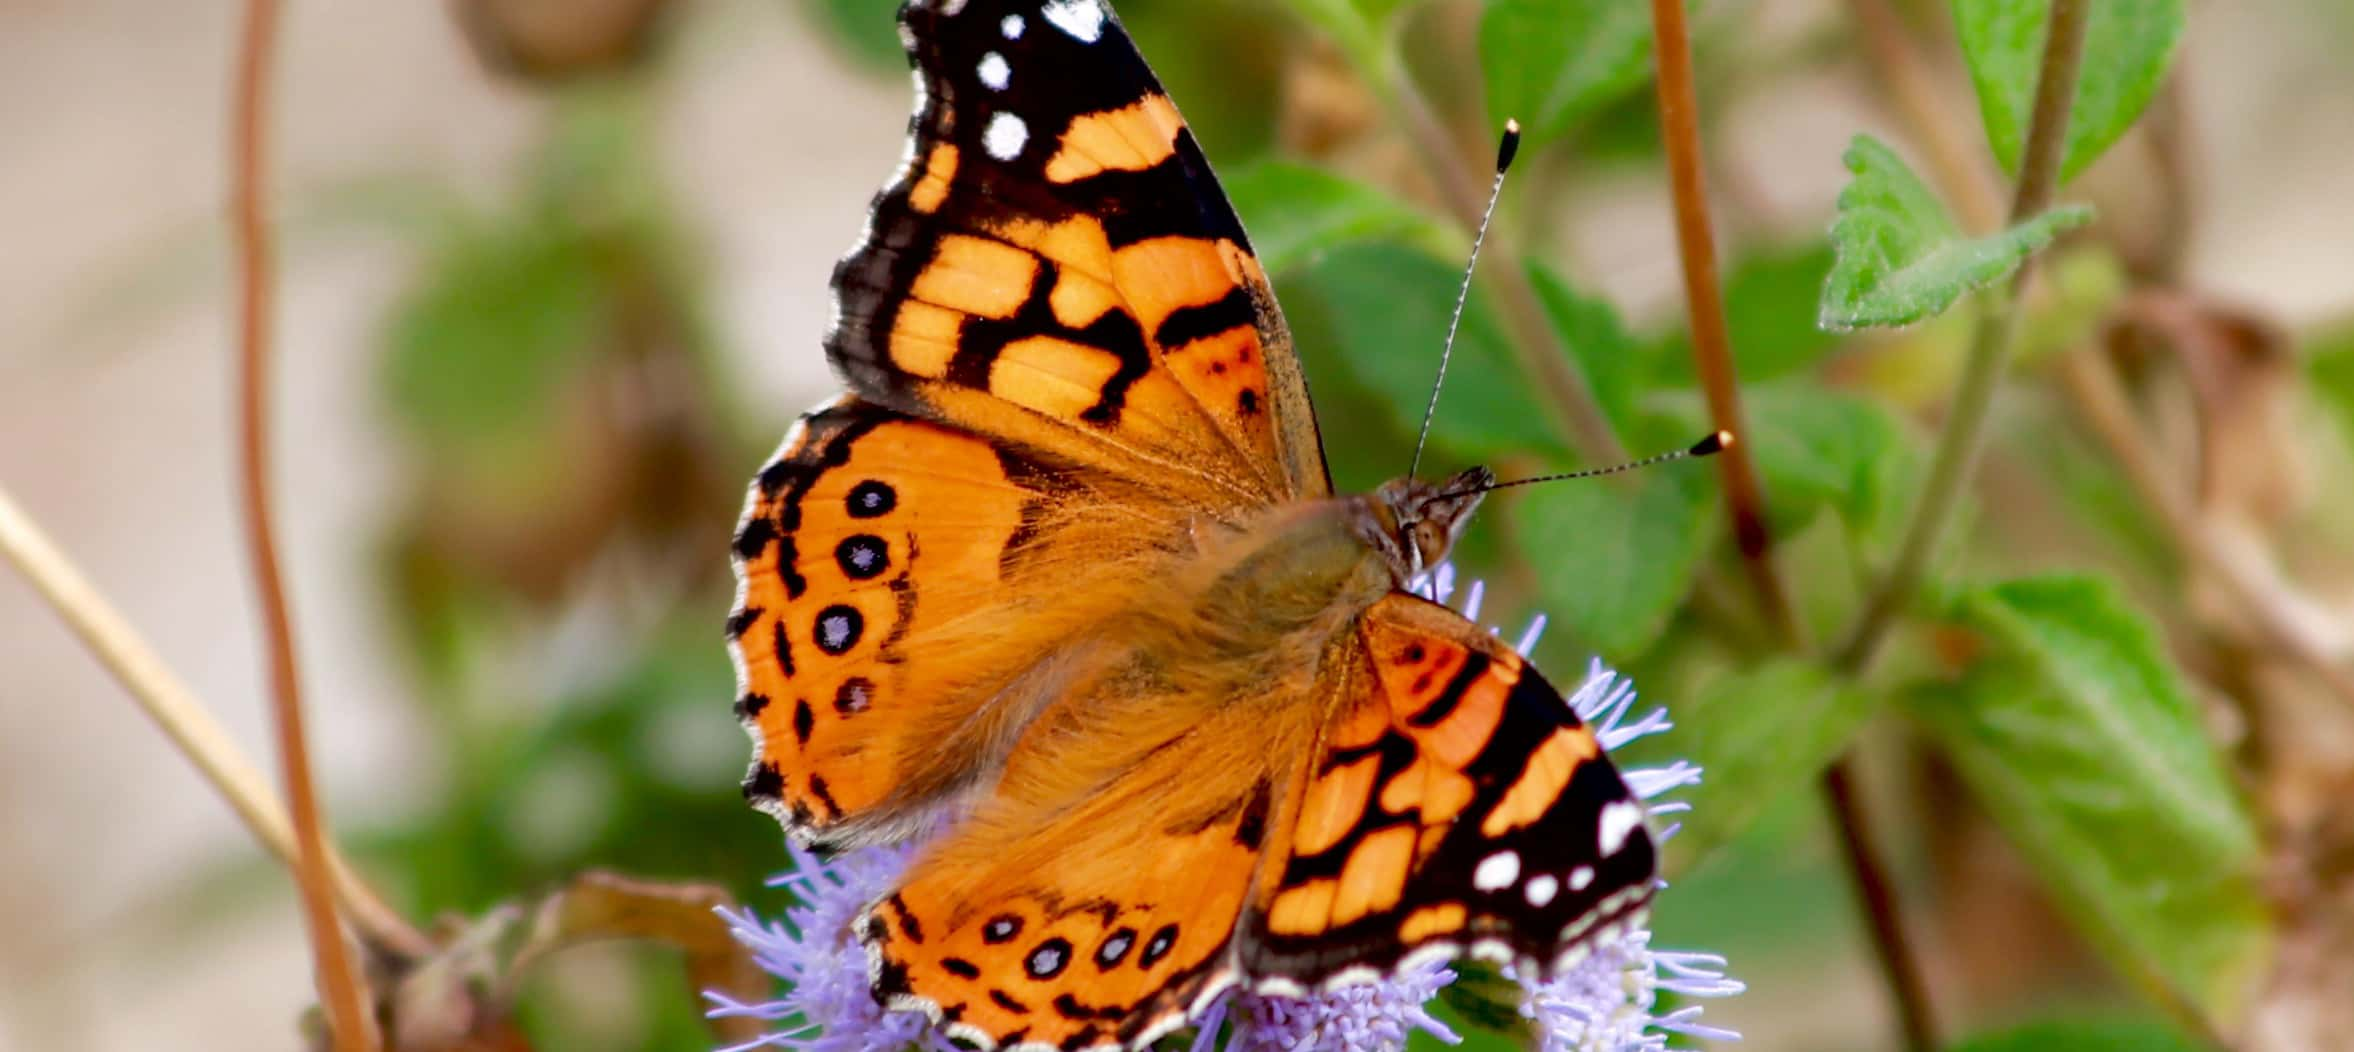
[727,1,1658,1048]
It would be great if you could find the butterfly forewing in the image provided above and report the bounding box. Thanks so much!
[832,0,1330,506]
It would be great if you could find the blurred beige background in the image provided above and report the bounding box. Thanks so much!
[2,0,2350,1048]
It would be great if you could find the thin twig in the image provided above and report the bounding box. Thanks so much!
[1382,64,1631,467]
[1647,0,1798,639]
[1834,0,2092,673]
[0,486,430,957]
[1648,3,1938,1048]
[231,0,378,1046]
[1821,759,1939,1050]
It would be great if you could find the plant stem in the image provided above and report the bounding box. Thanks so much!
[1648,3,1937,1048]
[231,0,378,1045]
[1822,758,1941,1050]
[0,486,431,958]
[1379,57,1631,467]
[1646,0,1797,638]
[1834,0,2092,674]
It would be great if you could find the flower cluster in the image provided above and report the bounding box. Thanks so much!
[712,566,1741,1051]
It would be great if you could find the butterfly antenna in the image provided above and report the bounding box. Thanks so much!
[1408,119,1522,480]
[1451,431,1734,497]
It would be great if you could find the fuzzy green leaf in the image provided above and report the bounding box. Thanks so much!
[1225,162,1451,276]
[1913,575,2272,1027]
[1820,136,2092,330]
[1511,468,1715,658]
[1478,0,1658,142]
[1952,0,2185,182]
[1665,658,1881,873]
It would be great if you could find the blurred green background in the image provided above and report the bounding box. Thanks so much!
[4,0,2354,1049]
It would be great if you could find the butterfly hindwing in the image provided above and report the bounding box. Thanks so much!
[861,685,1320,1052]
[1245,594,1659,986]
[833,0,1330,507]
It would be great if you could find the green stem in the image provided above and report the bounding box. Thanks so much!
[1833,0,2092,673]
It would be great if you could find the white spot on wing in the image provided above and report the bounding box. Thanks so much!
[1001,13,1025,38]
[1042,0,1105,42]
[1598,799,1645,856]
[1472,850,1520,892]
[984,112,1029,160]
[1525,874,1559,907]
[1568,864,1595,891]
[978,52,1011,91]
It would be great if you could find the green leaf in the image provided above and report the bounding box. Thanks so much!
[1664,658,1881,873]
[1525,259,1641,435]
[1741,383,1921,544]
[1278,241,1567,460]
[1820,136,2092,330]
[1951,0,2185,183]
[1224,162,1451,276]
[1510,467,1714,657]
[1478,0,1657,142]
[1945,1017,2207,1052]
[1913,575,2272,1027]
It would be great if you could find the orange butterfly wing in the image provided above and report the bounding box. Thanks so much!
[731,395,1143,844]
[830,0,1329,507]
[861,701,1299,1052]
[1246,594,1659,986]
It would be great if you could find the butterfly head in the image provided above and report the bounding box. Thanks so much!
[1363,466,1494,584]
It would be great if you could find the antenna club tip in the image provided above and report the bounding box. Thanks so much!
[1692,430,1734,455]
[1496,120,1522,173]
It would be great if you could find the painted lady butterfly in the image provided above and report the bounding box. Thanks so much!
[727,1,1658,1047]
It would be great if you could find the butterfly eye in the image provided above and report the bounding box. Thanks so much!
[1411,520,1450,571]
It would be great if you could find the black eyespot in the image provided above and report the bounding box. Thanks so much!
[1237,388,1260,415]
[1093,928,1135,970]
[1139,924,1178,968]
[835,677,875,715]
[1025,937,1072,980]
[848,480,897,519]
[835,534,890,580]
[982,914,1023,944]
[1402,642,1426,663]
[815,605,864,655]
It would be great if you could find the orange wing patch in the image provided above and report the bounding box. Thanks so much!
[731,397,1072,844]
[1044,94,1182,183]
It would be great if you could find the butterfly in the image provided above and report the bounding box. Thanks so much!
[726,1,1659,1047]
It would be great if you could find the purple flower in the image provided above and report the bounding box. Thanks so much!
[714,565,1740,1050]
